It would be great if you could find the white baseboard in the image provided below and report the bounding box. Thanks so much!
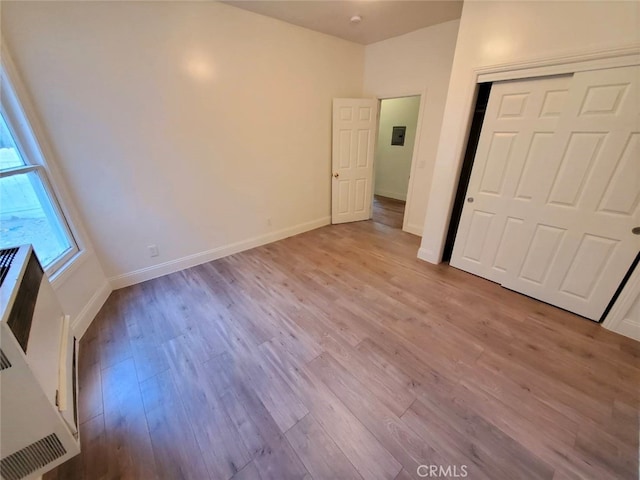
[374,189,407,201]
[417,246,441,264]
[71,280,112,339]
[109,216,331,290]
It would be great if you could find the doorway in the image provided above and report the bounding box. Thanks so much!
[372,96,421,229]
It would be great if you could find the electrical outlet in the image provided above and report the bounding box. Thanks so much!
[148,244,159,257]
[267,217,272,226]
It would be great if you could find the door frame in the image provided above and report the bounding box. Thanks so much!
[420,44,640,265]
[372,91,426,235]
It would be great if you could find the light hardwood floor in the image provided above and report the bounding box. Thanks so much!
[46,221,639,480]
[372,195,405,229]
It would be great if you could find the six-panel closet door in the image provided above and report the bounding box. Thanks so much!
[451,66,640,320]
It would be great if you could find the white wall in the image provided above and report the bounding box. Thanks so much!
[1,1,364,287]
[364,20,460,235]
[52,254,110,338]
[374,96,421,201]
[419,0,640,263]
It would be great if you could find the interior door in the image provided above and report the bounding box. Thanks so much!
[451,66,640,320]
[331,98,378,224]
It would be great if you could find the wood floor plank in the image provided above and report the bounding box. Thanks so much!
[209,312,310,433]
[436,380,614,480]
[356,335,458,402]
[316,331,415,417]
[519,310,640,377]
[573,425,637,478]
[466,319,639,408]
[251,434,309,480]
[230,461,263,480]
[457,356,579,442]
[308,351,477,478]
[139,274,191,343]
[355,339,421,394]
[207,352,312,480]
[163,334,251,479]
[610,400,640,446]
[47,221,639,480]
[77,320,103,425]
[219,387,267,459]
[96,291,133,370]
[293,247,484,378]
[140,370,212,480]
[393,469,416,480]
[78,414,108,480]
[259,341,402,480]
[124,285,170,382]
[477,350,613,426]
[551,467,584,480]
[263,268,371,347]
[404,396,554,480]
[372,195,405,229]
[101,358,158,480]
[196,261,277,345]
[285,414,363,480]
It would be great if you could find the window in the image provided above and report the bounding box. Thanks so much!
[1,71,79,274]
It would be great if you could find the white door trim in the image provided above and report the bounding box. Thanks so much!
[420,44,640,265]
[477,44,640,83]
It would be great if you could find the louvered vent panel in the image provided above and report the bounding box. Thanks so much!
[0,433,66,480]
[0,349,10,371]
[0,247,19,287]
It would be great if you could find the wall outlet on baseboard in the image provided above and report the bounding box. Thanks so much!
[148,244,159,257]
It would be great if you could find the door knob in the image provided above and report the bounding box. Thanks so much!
[333,172,339,178]
[633,227,640,235]
[467,197,474,203]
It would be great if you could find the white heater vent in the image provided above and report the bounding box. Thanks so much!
[0,433,66,480]
[0,349,10,370]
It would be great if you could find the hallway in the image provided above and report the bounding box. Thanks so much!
[372,195,406,229]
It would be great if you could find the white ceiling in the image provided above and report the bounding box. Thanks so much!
[222,1,464,45]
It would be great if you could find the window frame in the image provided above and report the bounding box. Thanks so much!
[1,45,81,276]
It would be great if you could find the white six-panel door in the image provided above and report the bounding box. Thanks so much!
[451,66,640,320]
[331,98,378,224]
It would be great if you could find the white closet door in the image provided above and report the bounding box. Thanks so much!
[451,66,640,320]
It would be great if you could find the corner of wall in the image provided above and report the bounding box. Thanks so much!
[403,223,423,237]
[71,280,112,339]
[417,246,440,264]
[71,280,113,340]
